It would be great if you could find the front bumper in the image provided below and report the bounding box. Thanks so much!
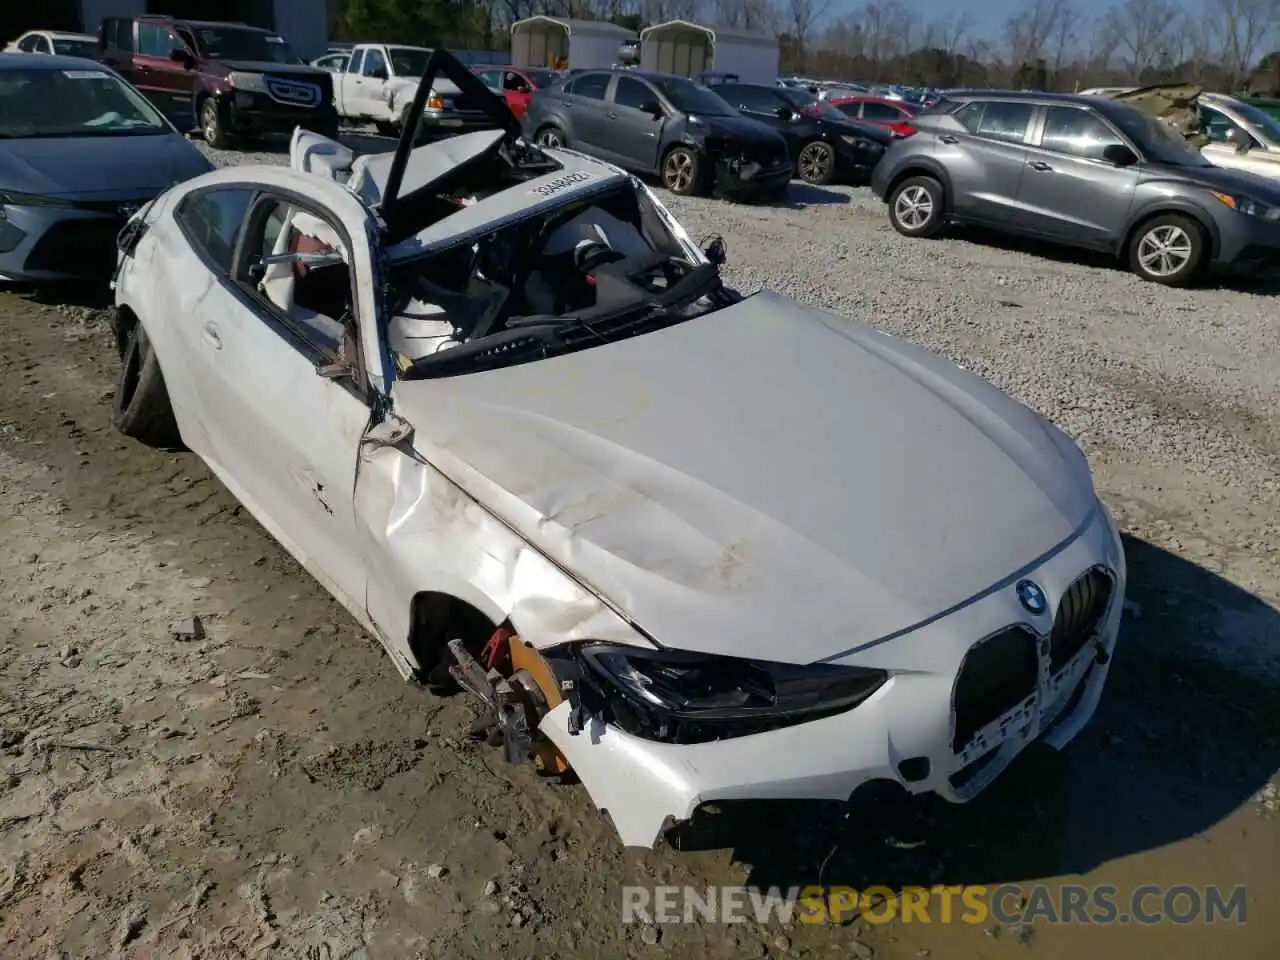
[1210,212,1280,274]
[542,502,1127,848]
[417,109,500,139]
[713,158,793,199]
[0,200,146,283]
[227,92,338,135]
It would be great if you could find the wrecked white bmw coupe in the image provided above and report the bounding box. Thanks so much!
[108,51,1127,848]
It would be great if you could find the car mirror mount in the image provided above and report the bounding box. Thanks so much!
[641,100,664,119]
[169,47,194,69]
[703,235,727,265]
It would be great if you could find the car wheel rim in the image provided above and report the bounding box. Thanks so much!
[539,130,562,148]
[1137,225,1192,276]
[799,145,829,180]
[664,151,693,190]
[894,185,933,229]
[203,105,217,140]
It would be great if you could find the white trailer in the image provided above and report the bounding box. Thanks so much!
[639,20,779,84]
[509,15,635,71]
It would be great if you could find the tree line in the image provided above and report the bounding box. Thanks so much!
[329,0,1280,95]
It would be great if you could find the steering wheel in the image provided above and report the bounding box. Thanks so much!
[573,239,625,274]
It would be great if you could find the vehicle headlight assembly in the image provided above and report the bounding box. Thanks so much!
[427,93,452,110]
[1212,191,1279,219]
[228,71,267,92]
[575,643,888,744]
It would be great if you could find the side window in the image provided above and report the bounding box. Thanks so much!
[974,101,1035,143]
[1039,106,1124,160]
[239,197,355,362]
[36,36,54,54]
[17,36,36,52]
[612,76,652,110]
[736,87,784,114]
[361,49,387,78]
[863,101,903,122]
[1200,106,1239,144]
[107,20,135,53]
[503,71,529,92]
[475,69,500,88]
[177,188,254,273]
[137,24,164,57]
[568,72,608,100]
[953,101,984,132]
[835,101,862,119]
[346,49,363,73]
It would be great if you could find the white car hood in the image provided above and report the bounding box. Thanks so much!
[392,291,1097,663]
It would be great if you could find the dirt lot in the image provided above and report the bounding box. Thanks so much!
[0,182,1278,959]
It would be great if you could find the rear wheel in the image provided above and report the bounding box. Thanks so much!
[1127,214,1205,286]
[112,320,183,451]
[661,145,700,195]
[887,175,945,238]
[797,140,836,185]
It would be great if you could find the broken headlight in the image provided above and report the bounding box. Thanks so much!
[575,643,888,744]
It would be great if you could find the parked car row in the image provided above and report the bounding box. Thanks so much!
[98,49,1130,852]
[872,90,1280,285]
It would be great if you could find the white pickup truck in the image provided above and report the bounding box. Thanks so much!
[333,43,498,139]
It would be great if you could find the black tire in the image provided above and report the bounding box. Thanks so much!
[661,145,701,195]
[797,140,837,185]
[112,322,183,451]
[200,97,232,149]
[887,175,945,239]
[1126,213,1205,286]
[374,121,397,138]
[535,125,567,149]
[307,119,340,140]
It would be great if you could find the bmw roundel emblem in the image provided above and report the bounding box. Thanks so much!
[1015,580,1048,616]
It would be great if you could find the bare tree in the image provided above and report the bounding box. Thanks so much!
[1212,0,1279,88]
[1103,0,1181,78]
[1003,0,1071,67]
[936,10,975,57]
[787,0,834,70]
[714,0,775,32]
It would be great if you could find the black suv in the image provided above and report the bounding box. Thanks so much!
[522,69,791,200]
[716,82,892,185]
[99,16,337,147]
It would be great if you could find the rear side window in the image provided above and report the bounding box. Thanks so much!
[974,101,1035,143]
[567,72,608,100]
[346,49,363,73]
[863,101,906,122]
[177,187,254,273]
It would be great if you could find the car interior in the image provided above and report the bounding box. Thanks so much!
[256,202,353,355]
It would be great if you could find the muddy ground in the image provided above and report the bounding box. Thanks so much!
[0,221,1278,956]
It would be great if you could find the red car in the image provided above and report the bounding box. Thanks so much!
[828,96,917,138]
[472,65,564,120]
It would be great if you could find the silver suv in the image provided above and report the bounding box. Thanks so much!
[869,91,1280,286]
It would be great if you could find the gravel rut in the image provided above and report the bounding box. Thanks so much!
[0,138,1275,958]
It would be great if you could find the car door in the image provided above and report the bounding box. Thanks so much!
[179,188,375,611]
[606,74,665,171]
[358,48,390,119]
[939,99,1037,225]
[133,22,193,121]
[561,72,612,149]
[1016,105,1139,248]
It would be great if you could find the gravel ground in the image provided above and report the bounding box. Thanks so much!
[0,134,1275,958]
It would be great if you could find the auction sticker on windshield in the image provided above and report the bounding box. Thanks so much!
[527,171,593,198]
[63,70,109,79]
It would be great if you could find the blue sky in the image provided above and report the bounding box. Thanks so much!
[871,0,1130,42]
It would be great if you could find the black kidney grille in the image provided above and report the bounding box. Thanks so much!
[952,626,1039,752]
[1049,568,1113,672]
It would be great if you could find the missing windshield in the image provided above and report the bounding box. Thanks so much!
[388,182,733,380]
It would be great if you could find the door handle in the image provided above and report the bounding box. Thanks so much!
[1028,160,1053,171]
[608,112,617,119]
[202,323,221,349]
[938,134,958,143]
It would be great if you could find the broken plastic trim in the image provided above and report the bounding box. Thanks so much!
[381,47,521,228]
[573,643,888,745]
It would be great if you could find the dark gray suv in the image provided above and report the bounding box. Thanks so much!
[870,91,1280,285]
